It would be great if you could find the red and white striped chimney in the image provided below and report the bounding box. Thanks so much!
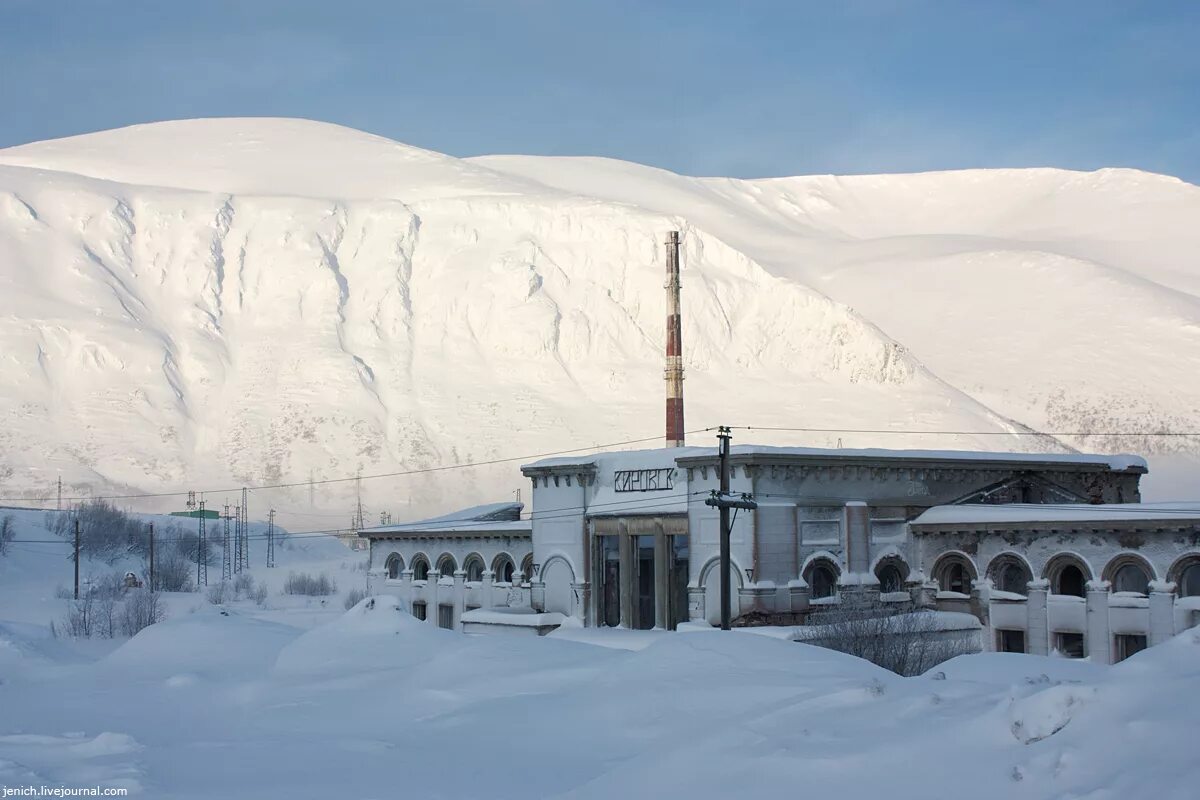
[665,231,685,448]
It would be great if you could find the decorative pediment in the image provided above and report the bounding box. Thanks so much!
[950,472,1087,505]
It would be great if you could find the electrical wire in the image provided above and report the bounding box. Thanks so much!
[0,429,709,504]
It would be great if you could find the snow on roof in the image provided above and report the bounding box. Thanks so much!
[522,444,1147,472]
[912,502,1200,527]
[358,501,530,536]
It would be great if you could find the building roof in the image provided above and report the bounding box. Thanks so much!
[357,501,531,538]
[911,502,1200,529]
[522,444,1147,474]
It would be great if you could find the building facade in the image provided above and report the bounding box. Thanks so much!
[360,502,533,631]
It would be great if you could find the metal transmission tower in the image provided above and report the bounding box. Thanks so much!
[352,473,366,532]
[233,506,243,574]
[240,487,249,570]
[266,509,276,568]
[197,499,208,587]
[221,503,232,581]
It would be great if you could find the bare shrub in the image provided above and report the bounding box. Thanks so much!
[233,573,255,599]
[284,571,336,596]
[251,583,268,606]
[51,501,150,563]
[344,587,367,610]
[150,536,196,593]
[118,589,164,636]
[206,582,230,605]
[803,597,978,676]
[0,515,14,557]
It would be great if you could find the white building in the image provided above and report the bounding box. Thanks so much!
[361,444,1200,660]
[360,502,533,630]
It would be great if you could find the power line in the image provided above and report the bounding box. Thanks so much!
[710,425,1200,437]
[0,430,705,504]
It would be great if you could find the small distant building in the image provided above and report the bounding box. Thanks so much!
[359,502,533,632]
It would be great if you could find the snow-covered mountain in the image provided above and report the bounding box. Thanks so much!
[1,118,1197,520]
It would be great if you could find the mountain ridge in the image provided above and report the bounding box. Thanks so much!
[0,118,1195,522]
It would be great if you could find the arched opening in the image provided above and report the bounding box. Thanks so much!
[411,554,430,582]
[385,552,404,580]
[1105,554,1153,595]
[874,557,908,594]
[804,558,841,599]
[1181,564,1200,597]
[988,553,1032,596]
[492,553,515,584]
[436,553,458,577]
[1045,554,1090,598]
[933,553,976,595]
[521,554,535,583]
[1170,555,1200,597]
[463,553,485,583]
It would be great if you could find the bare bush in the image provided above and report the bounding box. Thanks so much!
[51,501,150,563]
[0,515,14,557]
[118,589,164,636]
[344,587,367,609]
[284,571,336,596]
[152,546,195,593]
[803,598,978,676]
[206,581,230,605]
[251,583,268,606]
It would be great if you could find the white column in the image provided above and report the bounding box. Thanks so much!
[481,569,495,609]
[1085,580,1112,665]
[401,569,414,614]
[1027,579,1050,656]
[1149,580,1177,646]
[427,571,440,626]
[971,577,993,651]
[842,501,870,577]
[452,570,466,632]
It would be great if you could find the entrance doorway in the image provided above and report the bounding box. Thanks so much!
[598,535,620,627]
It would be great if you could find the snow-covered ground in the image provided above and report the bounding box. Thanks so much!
[1,509,1197,798]
[2,118,1199,522]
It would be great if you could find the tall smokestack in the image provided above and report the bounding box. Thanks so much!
[665,231,685,448]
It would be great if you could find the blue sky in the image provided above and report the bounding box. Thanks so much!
[2,1,1197,181]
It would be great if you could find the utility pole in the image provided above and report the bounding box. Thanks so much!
[197,499,207,587]
[148,522,155,592]
[57,476,62,511]
[73,517,80,600]
[266,509,276,568]
[222,504,232,581]
[704,427,757,630]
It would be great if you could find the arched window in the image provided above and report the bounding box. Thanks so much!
[878,565,903,593]
[411,555,430,582]
[874,558,908,594]
[804,558,840,599]
[1181,564,1200,598]
[1045,554,1090,598]
[436,554,458,577]
[463,554,485,583]
[933,554,976,595]
[521,554,535,583]
[1103,554,1154,595]
[385,552,404,580]
[988,554,1031,596]
[1112,563,1150,595]
[1057,565,1085,597]
[492,554,515,584]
